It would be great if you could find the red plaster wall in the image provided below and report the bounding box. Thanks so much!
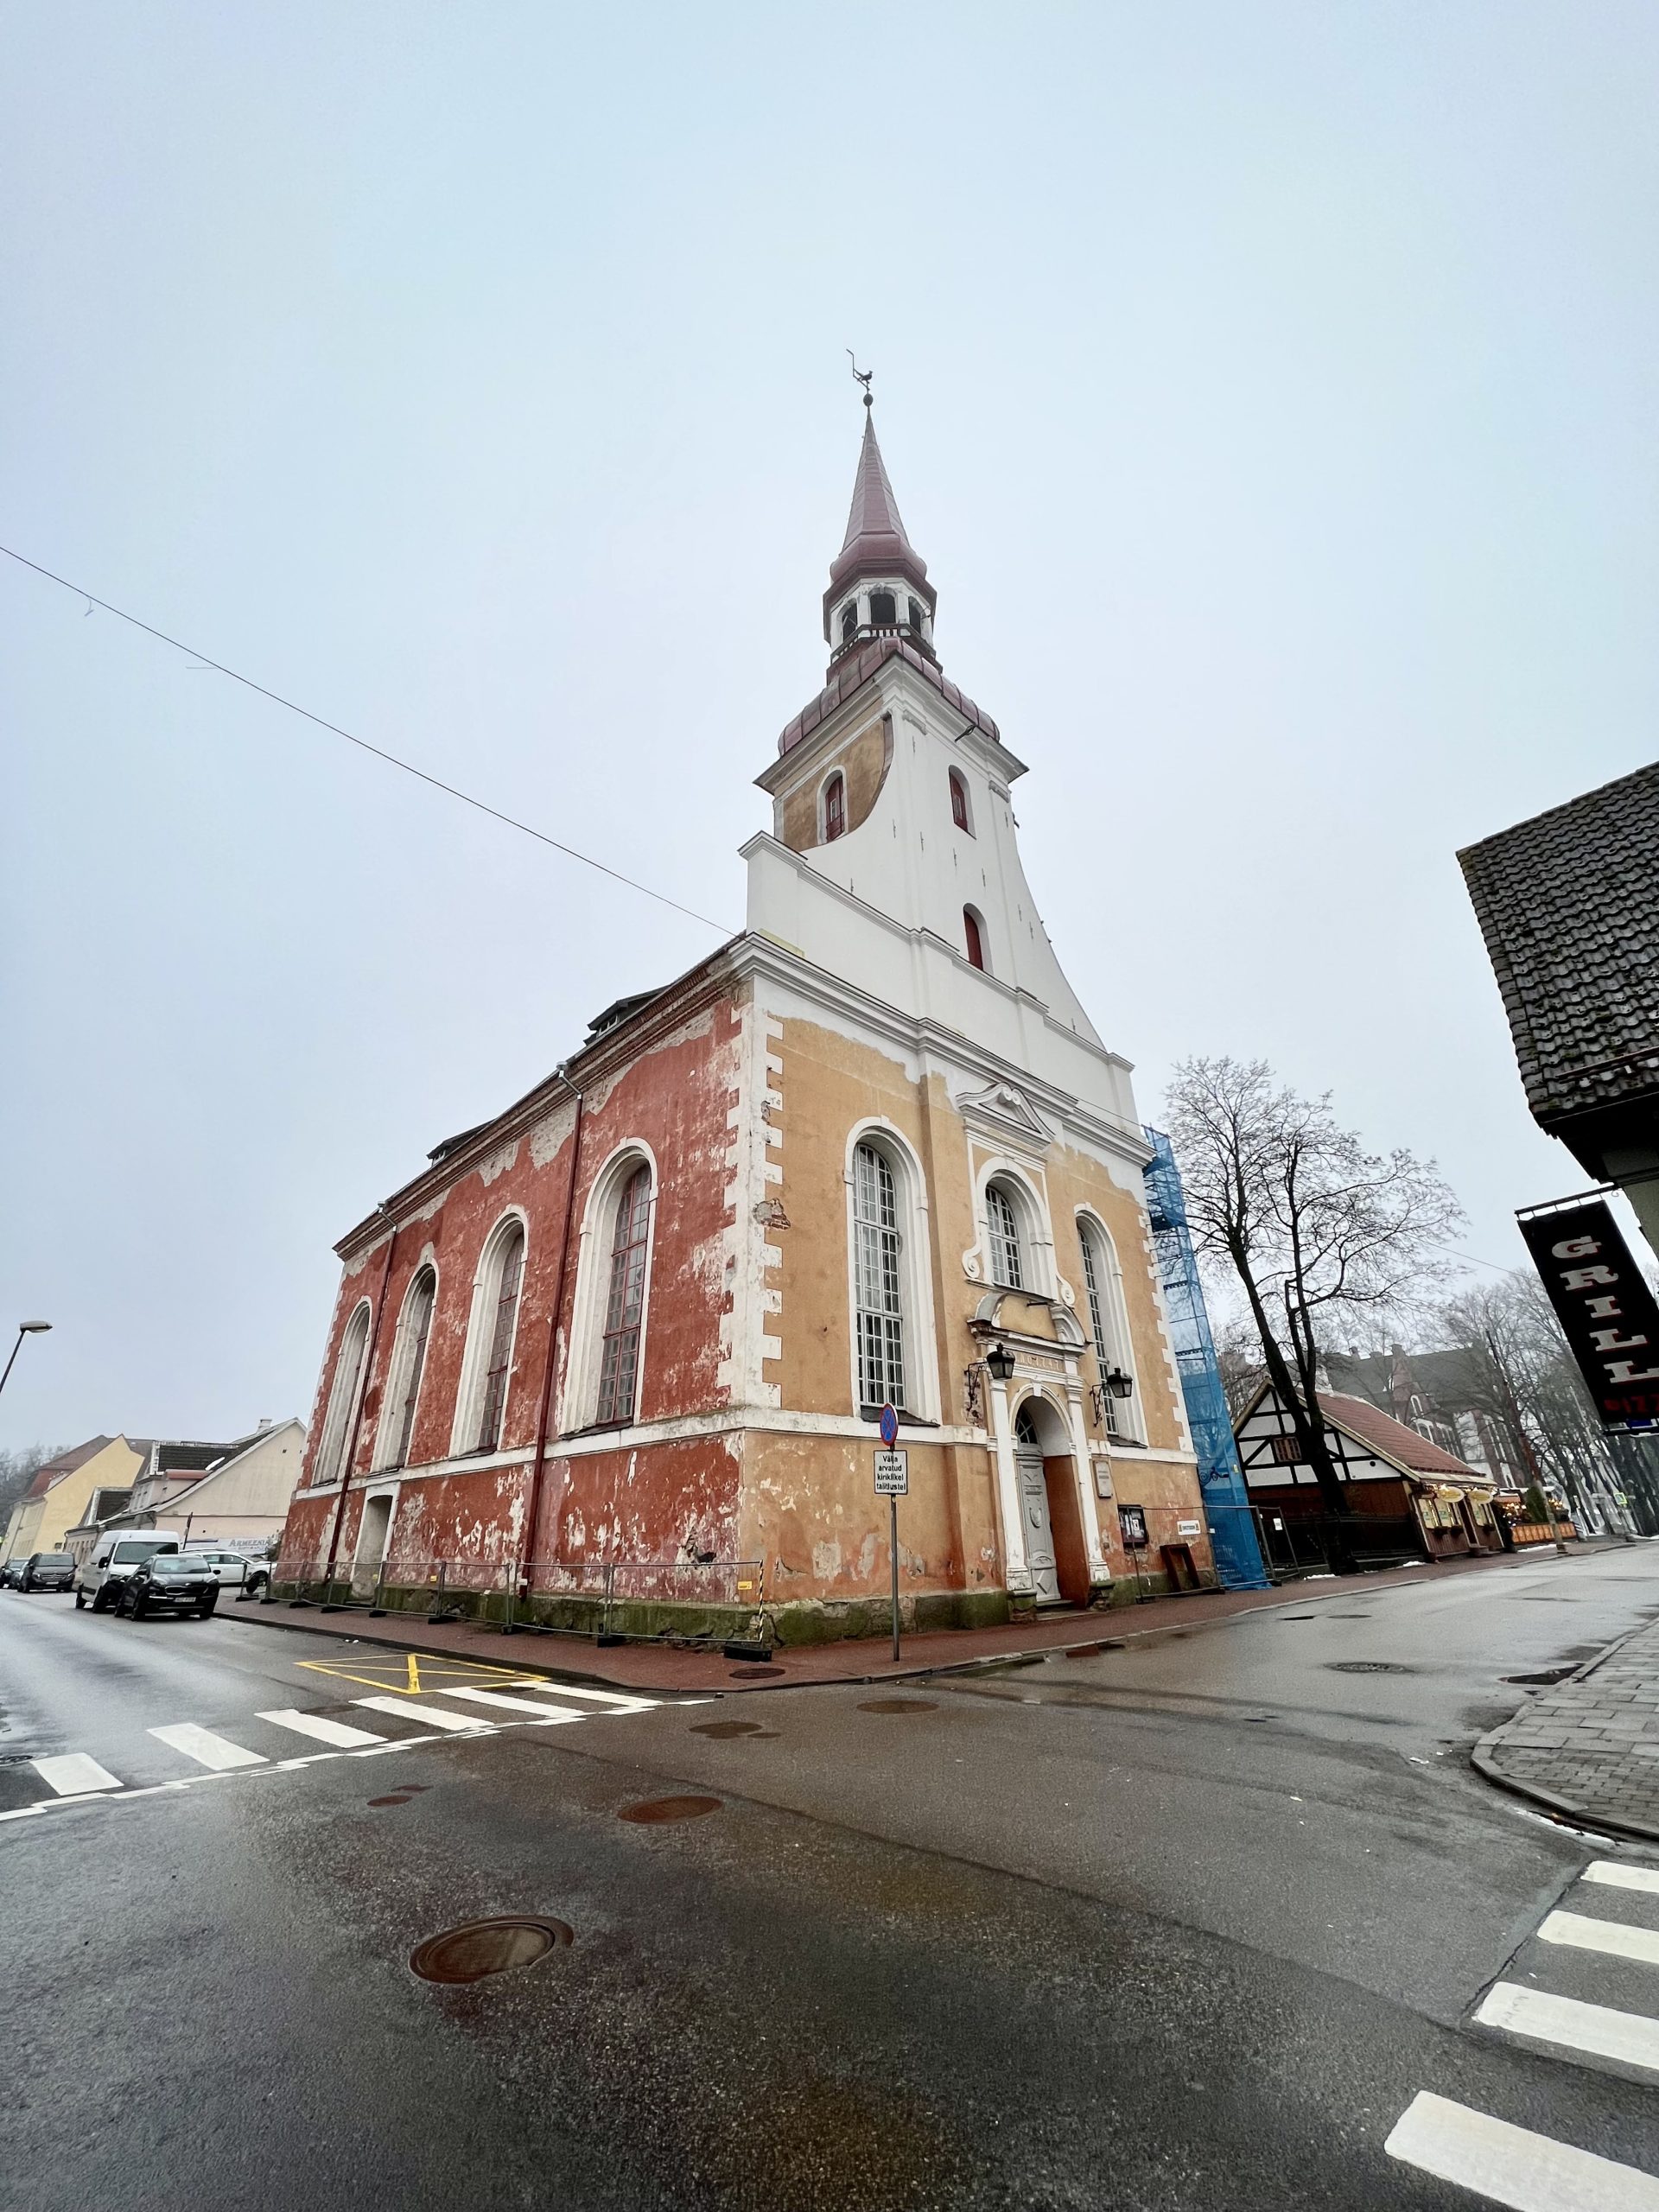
[283,985,742,1576]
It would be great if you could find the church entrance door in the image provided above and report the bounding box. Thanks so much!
[1014,1407,1061,1605]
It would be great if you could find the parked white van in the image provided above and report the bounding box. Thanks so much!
[77,1532,183,1611]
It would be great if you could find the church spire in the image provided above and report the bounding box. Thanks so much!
[823,387,937,671]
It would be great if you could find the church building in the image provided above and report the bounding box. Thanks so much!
[276,403,1214,1639]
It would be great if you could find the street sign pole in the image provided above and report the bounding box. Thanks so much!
[877,1402,903,1661]
[889,1491,899,1660]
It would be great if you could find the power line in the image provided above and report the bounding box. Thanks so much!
[1,543,734,937]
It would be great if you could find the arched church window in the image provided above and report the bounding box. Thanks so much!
[869,590,897,626]
[1079,1217,1141,1443]
[317,1301,372,1487]
[474,1224,524,1453]
[963,906,987,970]
[596,1165,653,1426]
[852,1141,906,1415]
[987,1182,1025,1290]
[379,1266,435,1470]
[823,772,846,842]
[950,770,971,833]
[907,597,925,633]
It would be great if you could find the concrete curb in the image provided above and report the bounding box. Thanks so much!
[1470,1615,1659,1845]
[224,1547,1547,1695]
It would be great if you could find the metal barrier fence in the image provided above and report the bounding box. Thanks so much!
[270,1552,769,1645]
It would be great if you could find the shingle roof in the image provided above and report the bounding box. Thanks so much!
[1319,1390,1480,1480]
[1459,760,1659,1127]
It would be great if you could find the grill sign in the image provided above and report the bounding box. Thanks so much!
[1518,1198,1659,1431]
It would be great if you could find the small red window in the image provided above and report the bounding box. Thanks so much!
[963,906,985,970]
[950,770,969,831]
[823,774,846,842]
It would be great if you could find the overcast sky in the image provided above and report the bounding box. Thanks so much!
[4,3,1655,1453]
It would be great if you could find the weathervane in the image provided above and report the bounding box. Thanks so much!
[847,350,874,410]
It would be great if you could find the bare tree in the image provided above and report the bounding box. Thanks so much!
[1165,1058,1464,1551]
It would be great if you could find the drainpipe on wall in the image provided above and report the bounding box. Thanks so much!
[321,1207,397,1596]
[523,1073,585,1599]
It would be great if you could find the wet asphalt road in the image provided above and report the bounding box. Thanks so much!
[5,1548,1659,2209]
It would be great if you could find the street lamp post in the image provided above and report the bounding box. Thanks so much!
[0,1321,51,1400]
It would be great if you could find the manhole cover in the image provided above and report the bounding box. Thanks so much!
[856,1698,938,1714]
[1325,1660,1413,1675]
[728,1664,784,1680]
[691,1720,768,1738]
[410,1916,573,1984]
[618,1794,722,1823]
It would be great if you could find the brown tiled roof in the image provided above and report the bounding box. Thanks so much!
[24,1436,117,1497]
[1459,760,1659,1127]
[779,635,1000,756]
[1319,1390,1480,1480]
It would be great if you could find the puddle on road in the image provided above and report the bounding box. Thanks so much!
[618,1794,723,1824]
[728,1665,785,1681]
[691,1720,777,1740]
[1326,1661,1414,1675]
[856,1699,938,1715]
[410,1916,573,1984]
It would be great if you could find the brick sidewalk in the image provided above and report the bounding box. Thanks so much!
[1476,1611,1659,1841]
[223,1542,1568,1696]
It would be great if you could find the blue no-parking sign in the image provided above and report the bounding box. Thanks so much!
[878,1403,899,1448]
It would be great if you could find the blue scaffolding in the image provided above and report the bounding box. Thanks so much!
[1141,1127,1270,1590]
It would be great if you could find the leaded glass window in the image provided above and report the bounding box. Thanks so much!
[475,1227,524,1452]
[597,1166,652,1426]
[854,1143,906,1413]
[987,1183,1023,1289]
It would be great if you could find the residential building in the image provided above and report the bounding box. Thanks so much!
[1,1437,147,1565]
[1236,1382,1506,1573]
[277,404,1211,1640]
[67,1420,305,1559]
[1323,1345,1530,1493]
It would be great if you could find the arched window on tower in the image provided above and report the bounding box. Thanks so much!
[852,1141,906,1415]
[907,597,925,634]
[474,1224,524,1453]
[963,906,987,970]
[949,769,971,833]
[840,602,858,644]
[596,1165,653,1426]
[869,589,896,626]
[986,1181,1025,1290]
[823,772,846,843]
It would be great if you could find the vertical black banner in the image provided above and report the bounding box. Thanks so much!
[1518,1199,1659,1432]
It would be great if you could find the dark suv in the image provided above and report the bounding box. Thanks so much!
[117,1555,220,1621]
[16,1552,76,1592]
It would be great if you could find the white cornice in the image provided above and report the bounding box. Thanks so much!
[758,656,1028,797]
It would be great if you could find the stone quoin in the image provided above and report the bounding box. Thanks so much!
[276,404,1214,1641]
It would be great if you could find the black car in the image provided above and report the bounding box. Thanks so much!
[16,1551,76,1592]
[116,1555,219,1620]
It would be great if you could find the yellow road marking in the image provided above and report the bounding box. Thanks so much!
[294,1656,536,1695]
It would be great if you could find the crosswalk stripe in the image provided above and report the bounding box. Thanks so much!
[1540,1909,1659,1968]
[149,1723,267,1771]
[257,1709,386,1748]
[439,1687,589,1720]
[503,1680,657,1712]
[1585,1861,1659,1897]
[1385,2089,1659,2209]
[352,1696,491,1732]
[1476,1980,1659,2075]
[34,1753,123,1796]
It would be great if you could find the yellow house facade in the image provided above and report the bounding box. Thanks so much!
[1,1436,145,1563]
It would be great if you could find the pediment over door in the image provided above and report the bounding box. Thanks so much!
[957,1080,1053,1149]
